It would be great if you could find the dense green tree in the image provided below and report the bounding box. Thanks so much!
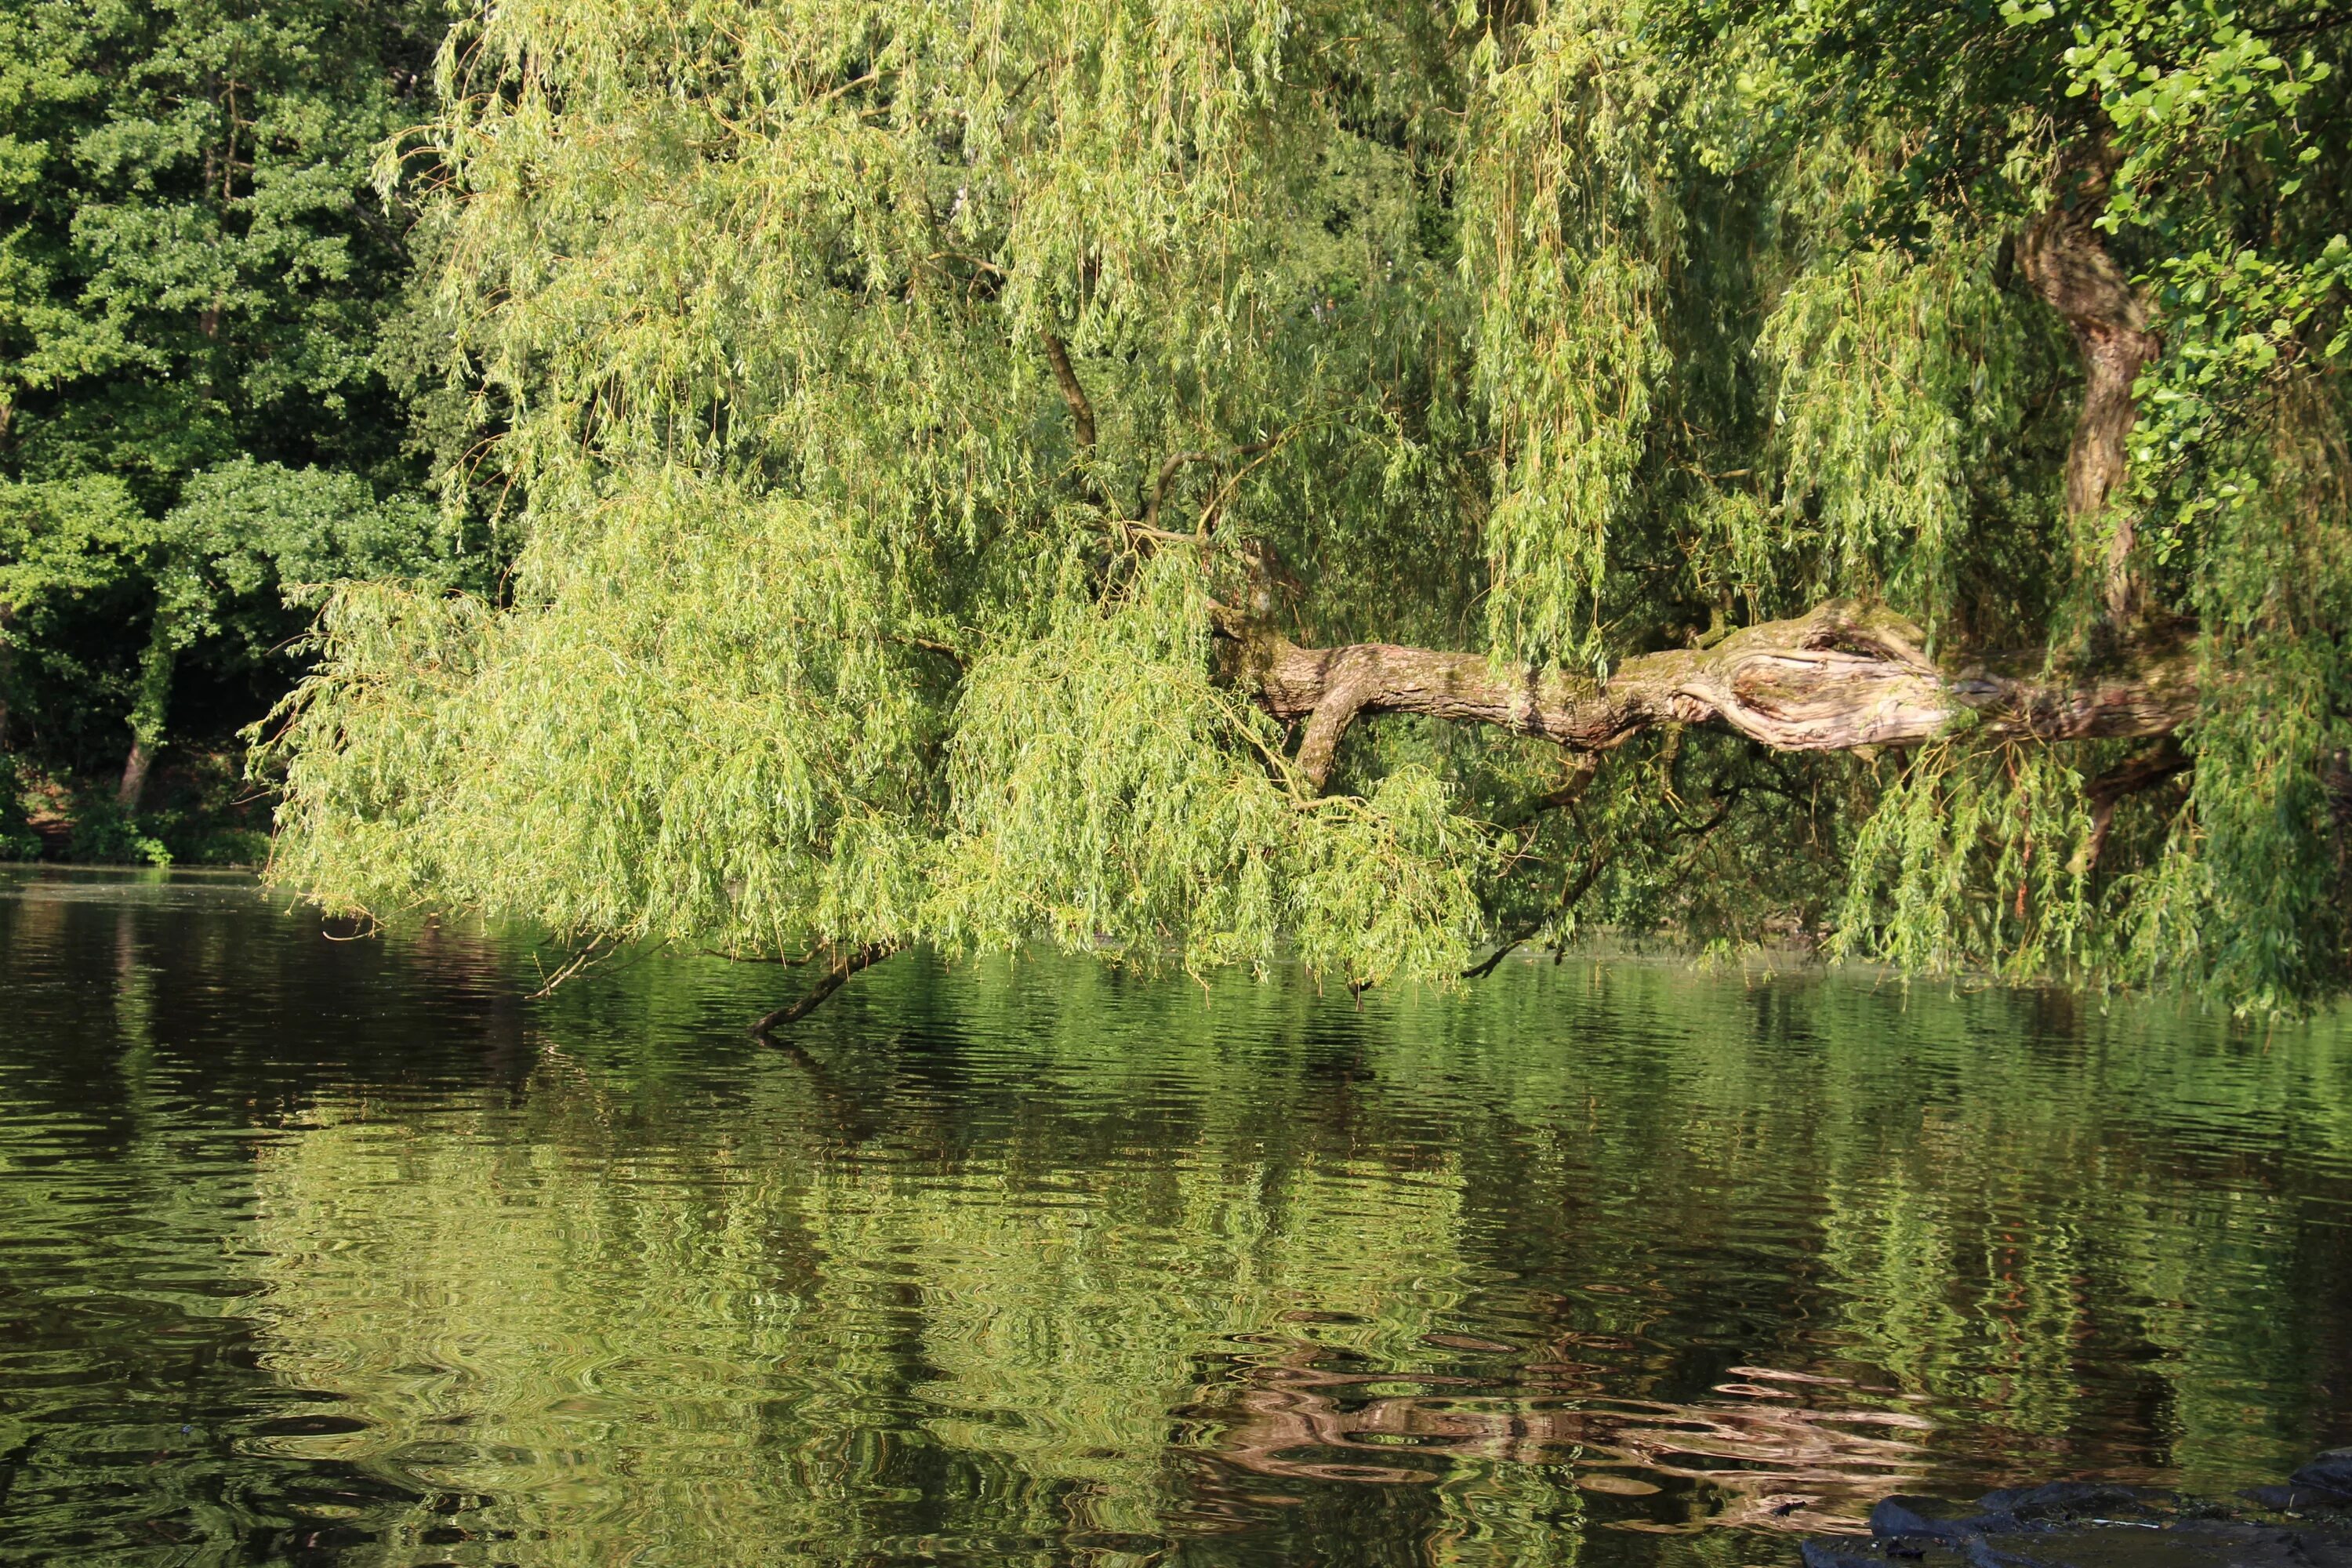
[0,0,456,827]
[268,0,2351,1014]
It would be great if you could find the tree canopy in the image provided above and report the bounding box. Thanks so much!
[0,0,461,846]
[267,0,2352,1015]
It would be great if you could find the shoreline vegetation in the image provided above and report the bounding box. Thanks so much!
[5,1,2350,1024]
[5,749,271,866]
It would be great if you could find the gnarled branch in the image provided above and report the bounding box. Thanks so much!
[1227,601,2197,791]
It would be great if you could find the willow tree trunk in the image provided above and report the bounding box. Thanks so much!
[1228,158,2181,792]
[117,608,176,811]
[2020,158,2161,622]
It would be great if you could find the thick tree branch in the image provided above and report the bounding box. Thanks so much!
[2020,155,2161,622]
[1038,331,1096,452]
[1289,644,1385,787]
[1228,601,2197,791]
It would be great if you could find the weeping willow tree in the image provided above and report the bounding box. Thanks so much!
[265,0,2352,1017]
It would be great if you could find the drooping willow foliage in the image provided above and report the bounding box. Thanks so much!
[266,0,2352,1013]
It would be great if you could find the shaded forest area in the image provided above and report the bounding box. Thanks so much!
[0,0,485,862]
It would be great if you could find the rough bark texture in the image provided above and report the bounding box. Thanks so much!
[1229,601,2197,791]
[2020,161,2161,621]
[116,739,154,810]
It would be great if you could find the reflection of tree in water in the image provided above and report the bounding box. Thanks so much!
[0,881,2343,1564]
[216,951,2352,1566]
[0,874,535,1559]
[240,1037,1501,1563]
[1198,1336,1932,1535]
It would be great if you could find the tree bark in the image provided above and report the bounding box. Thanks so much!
[1038,331,1097,452]
[117,607,176,811]
[2020,158,2161,622]
[117,739,154,811]
[0,604,15,755]
[1229,601,2197,791]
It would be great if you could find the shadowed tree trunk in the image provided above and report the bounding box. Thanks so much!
[0,604,14,755]
[117,608,176,811]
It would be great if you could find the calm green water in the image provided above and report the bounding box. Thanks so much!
[4,869,2351,1566]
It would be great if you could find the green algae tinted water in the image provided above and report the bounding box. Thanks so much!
[2,869,2350,1567]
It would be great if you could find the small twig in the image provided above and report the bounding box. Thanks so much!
[924,251,1005,277]
[997,53,1063,109]
[527,937,618,999]
[1496,753,1603,833]
[526,938,672,997]
[811,67,890,107]
[1465,853,1610,980]
[1193,436,1285,536]
[1145,437,1281,532]
[1665,786,1742,843]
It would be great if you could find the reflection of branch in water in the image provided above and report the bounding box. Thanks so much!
[1197,1342,1932,1534]
[758,1031,897,1146]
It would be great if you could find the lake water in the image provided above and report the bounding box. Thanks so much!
[3,866,2350,1566]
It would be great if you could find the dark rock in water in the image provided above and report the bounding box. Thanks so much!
[1799,1453,2352,1567]
[1867,1496,1984,1544]
[2242,1483,2352,1512]
[1975,1480,2155,1522]
[2289,1451,2352,1501]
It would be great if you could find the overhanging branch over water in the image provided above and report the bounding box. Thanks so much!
[1230,601,2199,791]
